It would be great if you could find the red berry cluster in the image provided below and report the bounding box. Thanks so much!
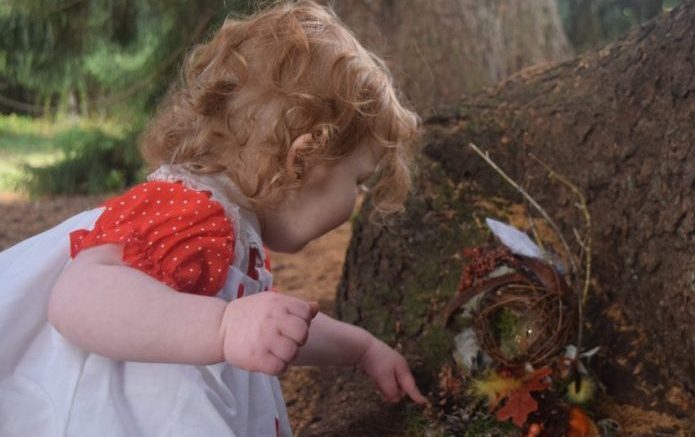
[457,246,518,293]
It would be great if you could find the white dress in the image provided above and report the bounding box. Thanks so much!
[0,165,291,437]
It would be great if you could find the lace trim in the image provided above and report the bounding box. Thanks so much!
[147,165,265,271]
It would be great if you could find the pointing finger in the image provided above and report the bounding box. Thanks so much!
[396,363,428,405]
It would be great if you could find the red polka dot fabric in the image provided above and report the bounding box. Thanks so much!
[70,181,235,297]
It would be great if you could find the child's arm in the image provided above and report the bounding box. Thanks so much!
[48,244,317,374]
[294,312,427,404]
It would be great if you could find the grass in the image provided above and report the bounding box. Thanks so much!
[0,114,141,194]
[0,115,64,191]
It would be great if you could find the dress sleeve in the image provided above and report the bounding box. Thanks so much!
[70,181,234,297]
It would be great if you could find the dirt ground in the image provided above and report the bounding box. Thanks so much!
[0,193,414,437]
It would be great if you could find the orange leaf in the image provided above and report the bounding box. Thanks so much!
[495,367,552,427]
[496,389,538,427]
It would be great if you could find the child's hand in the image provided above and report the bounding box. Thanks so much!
[357,336,428,405]
[221,293,319,375]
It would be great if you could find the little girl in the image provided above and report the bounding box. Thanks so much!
[0,2,426,436]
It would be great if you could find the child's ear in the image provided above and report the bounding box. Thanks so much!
[286,133,314,177]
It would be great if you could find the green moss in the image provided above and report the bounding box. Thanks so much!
[400,290,428,337]
[404,409,435,437]
[420,326,454,375]
[462,415,518,437]
[494,308,519,342]
[359,292,397,344]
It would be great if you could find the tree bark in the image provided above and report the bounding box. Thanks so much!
[332,0,570,114]
[338,2,695,429]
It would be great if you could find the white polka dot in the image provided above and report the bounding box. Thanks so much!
[144,188,148,192]
[132,195,137,200]
[172,226,177,231]
[149,220,154,224]
[156,212,160,216]
[196,200,201,204]
[189,268,194,272]
[169,200,174,205]
[160,244,165,248]
[145,199,149,203]
[183,200,188,204]
[170,187,174,192]
[119,215,124,219]
[120,201,125,205]
[156,200,161,204]
[157,187,161,191]
[185,245,190,249]
[173,257,178,261]
[107,207,112,211]
[154,231,159,235]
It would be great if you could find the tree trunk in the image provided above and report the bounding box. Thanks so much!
[332,0,570,114]
[338,3,695,432]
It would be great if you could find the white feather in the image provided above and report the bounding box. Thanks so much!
[485,218,544,259]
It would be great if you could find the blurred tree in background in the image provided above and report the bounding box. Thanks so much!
[557,0,681,52]
[332,0,570,115]
[0,0,250,195]
[0,0,682,118]
[0,0,682,196]
[0,0,249,118]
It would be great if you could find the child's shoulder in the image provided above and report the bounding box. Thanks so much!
[103,180,219,214]
[72,179,235,295]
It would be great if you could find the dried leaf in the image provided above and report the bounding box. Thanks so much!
[495,367,552,427]
[496,389,538,427]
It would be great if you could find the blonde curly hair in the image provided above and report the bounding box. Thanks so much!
[140,0,419,216]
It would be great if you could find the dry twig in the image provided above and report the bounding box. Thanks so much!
[468,143,593,358]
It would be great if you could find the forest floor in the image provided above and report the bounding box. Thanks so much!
[0,192,413,437]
